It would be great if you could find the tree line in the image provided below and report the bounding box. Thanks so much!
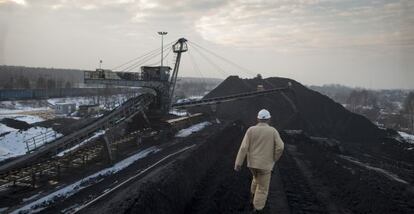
[0,65,83,89]
[311,84,414,134]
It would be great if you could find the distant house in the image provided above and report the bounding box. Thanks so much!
[78,104,100,116]
[54,103,76,115]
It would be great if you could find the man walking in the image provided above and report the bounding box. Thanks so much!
[234,109,285,213]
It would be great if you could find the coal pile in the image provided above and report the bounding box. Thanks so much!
[48,76,413,214]
[0,118,31,130]
[197,76,385,142]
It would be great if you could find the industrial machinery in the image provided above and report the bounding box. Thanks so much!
[0,37,295,190]
[84,38,188,118]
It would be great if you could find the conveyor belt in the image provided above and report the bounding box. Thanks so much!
[172,87,291,108]
[0,92,155,174]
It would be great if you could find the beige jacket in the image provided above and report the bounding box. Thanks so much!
[235,122,284,171]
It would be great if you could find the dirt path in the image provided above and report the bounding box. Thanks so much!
[285,144,350,214]
[263,167,290,213]
[81,123,326,214]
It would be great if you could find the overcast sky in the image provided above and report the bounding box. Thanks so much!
[0,0,413,89]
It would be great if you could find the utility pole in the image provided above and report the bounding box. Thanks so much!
[99,59,102,69]
[158,31,168,67]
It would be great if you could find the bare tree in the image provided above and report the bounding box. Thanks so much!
[18,75,31,89]
[4,77,14,89]
[36,77,47,88]
[347,89,378,112]
[403,92,414,133]
[47,79,56,89]
[65,81,72,88]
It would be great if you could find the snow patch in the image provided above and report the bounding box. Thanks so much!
[0,127,62,161]
[0,107,48,114]
[56,130,106,157]
[11,146,160,214]
[22,193,41,203]
[169,109,188,116]
[175,121,212,138]
[0,123,17,135]
[176,96,202,104]
[338,155,409,185]
[398,131,414,144]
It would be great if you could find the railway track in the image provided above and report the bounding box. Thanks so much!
[71,144,196,214]
[7,120,219,214]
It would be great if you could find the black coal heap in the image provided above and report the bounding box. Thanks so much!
[0,118,31,131]
[198,76,386,142]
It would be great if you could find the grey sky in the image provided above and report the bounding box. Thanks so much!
[0,0,413,89]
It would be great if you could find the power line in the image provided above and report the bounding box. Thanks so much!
[123,44,173,72]
[112,40,176,71]
[188,40,298,116]
[188,50,206,85]
[189,43,229,79]
[162,46,173,64]
[122,51,161,72]
[145,46,173,67]
[188,41,256,77]
[111,46,161,71]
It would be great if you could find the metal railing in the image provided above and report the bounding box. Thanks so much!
[24,130,59,153]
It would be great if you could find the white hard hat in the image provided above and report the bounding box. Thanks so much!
[257,109,271,119]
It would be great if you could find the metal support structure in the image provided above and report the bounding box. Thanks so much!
[0,93,154,174]
[169,38,188,107]
[103,136,113,164]
[141,110,150,125]
[0,37,298,190]
[158,31,168,67]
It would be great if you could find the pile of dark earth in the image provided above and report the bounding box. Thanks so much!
[0,117,93,137]
[70,76,414,213]
[0,118,31,131]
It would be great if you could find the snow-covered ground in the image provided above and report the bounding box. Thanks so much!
[0,94,133,119]
[0,103,62,161]
[175,121,212,138]
[47,94,132,110]
[0,111,47,136]
[0,114,44,124]
[398,131,414,144]
[0,123,16,135]
[0,107,49,114]
[0,127,62,161]
[0,100,48,112]
[12,146,160,214]
[47,97,95,107]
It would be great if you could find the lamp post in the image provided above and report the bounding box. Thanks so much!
[158,31,168,67]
